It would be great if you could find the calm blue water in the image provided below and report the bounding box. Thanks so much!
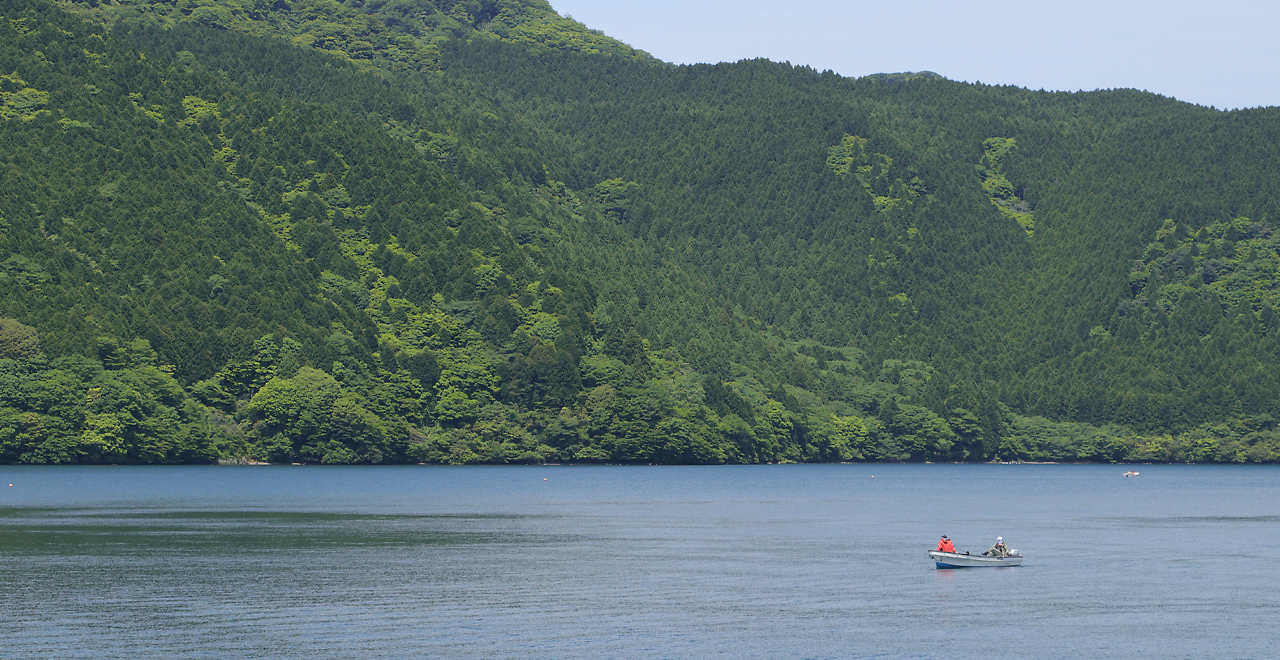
[1,464,1276,659]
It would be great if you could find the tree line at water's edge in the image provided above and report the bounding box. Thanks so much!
[1,0,1279,464]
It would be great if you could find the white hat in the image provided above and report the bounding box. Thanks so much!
[997,536,1003,541]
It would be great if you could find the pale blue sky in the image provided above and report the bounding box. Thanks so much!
[549,0,1279,110]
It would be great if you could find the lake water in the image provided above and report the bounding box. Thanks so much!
[1,464,1277,659]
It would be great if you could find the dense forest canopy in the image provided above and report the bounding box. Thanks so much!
[1,0,1278,464]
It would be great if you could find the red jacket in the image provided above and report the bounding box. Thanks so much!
[936,538,955,552]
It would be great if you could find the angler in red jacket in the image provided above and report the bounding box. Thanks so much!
[935,535,955,552]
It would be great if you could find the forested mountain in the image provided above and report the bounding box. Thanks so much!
[1,0,1278,464]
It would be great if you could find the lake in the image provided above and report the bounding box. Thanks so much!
[1,463,1276,659]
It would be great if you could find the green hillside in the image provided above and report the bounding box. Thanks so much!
[1,0,1278,464]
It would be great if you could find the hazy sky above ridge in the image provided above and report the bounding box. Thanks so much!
[548,0,1279,110]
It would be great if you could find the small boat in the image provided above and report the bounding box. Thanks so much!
[1123,470,1139,477]
[929,550,1023,568]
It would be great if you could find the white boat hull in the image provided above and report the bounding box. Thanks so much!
[929,550,1023,568]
